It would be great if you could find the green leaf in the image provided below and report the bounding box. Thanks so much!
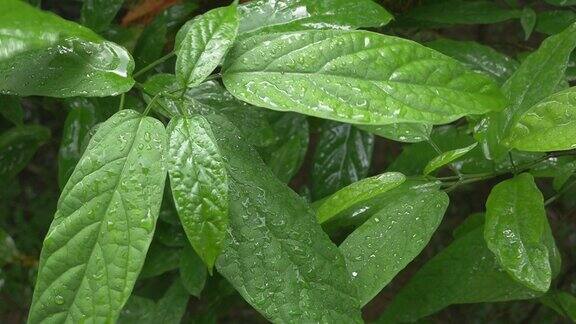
[536,10,576,35]
[58,99,102,188]
[81,0,124,32]
[139,241,181,279]
[28,110,167,324]
[311,121,374,200]
[208,115,363,323]
[0,125,50,180]
[340,185,448,306]
[316,172,406,224]
[541,291,576,321]
[179,245,207,297]
[151,278,189,324]
[238,0,393,34]
[176,2,239,88]
[222,30,506,126]
[402,0,522,26]
[544,0,576,6]
[0,227,17,268]
[507,87,576,152]
[0,0,134,97]
[484,173,553,292]
[477,22,576,159]
[118,296,155,324]
[521,7,537,40]
[423,142,478,175]
[259,112,309,182]
[356,123,432,143]
[426,39,519,84]
[453,213,485,239]
[167,116,228,271]
[0,96,24,126]
[378,226,541,323]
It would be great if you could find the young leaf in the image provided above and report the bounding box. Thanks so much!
[175,2,239,88]
[118,296,155,324]
[151,278,189,324]
[139,241,181,279]
[222,30,506,126]
[81,0,124,32]
[311,121,374,200]
[167,116,228,271]
[521,7,537,40]
[58,98,102,188]
[208,115,363,323]
[484,173,552,292]
[541,291,576,321]
[316,172,406,224]
[0,0,134,97]
[0,125,50,180]
[378,227,541,323]
[356,123,432,143]
[238,0,393,34]
[0,96,24,126]
[423,142,478,175]
[340,185,449,306]
[536,10,576,35]
[28,110,167,324]
[477,22,576,159]
[507,87,576,152]
[426,39,519,84]
[180,245,207,297]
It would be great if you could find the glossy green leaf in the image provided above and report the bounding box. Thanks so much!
[485,173,552,292]
[180,245,207,297]
[259,112,309,182]
[402,0,522,26]
[167,116,228,271]
[28,110,167,324]
[311,121,374,200]
[521,7,537,40]
[0,0,134,97]
[423,143,478,175]
[0,125,50,180]
[356,123,432,143]
[208,115,363,323]
[222,29,506,126]
[427,39,518,84]
[340,185,448,306]
[58,99,102,188]
[536,10,576,35]
[81,0,124,32]
[0,96,24,126]
[316,172,406,224]
[507,87,576,152]
[238,0,393,34]
[176,2,239,88]
[478,22,576,159]
[378,226,541,323]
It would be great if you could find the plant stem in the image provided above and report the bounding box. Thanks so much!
[133,52,176,79]
[118,93,125,111]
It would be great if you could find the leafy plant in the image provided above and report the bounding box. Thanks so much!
[2,0,576,323]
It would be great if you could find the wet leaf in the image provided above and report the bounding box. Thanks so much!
[423,142,478,175]
[311,121,374,200]
[340,184,449,306]
[507,87,576,152]
[208,115,363,323]
[222,29,506,125]
[176,2,239,88]
[238,0,393,34]
[167,116,228,271]
[484,173,553,292]
[356,123,432,143]
[28,110,167,323]
[315,172,406,224]
[0,0,135,97]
